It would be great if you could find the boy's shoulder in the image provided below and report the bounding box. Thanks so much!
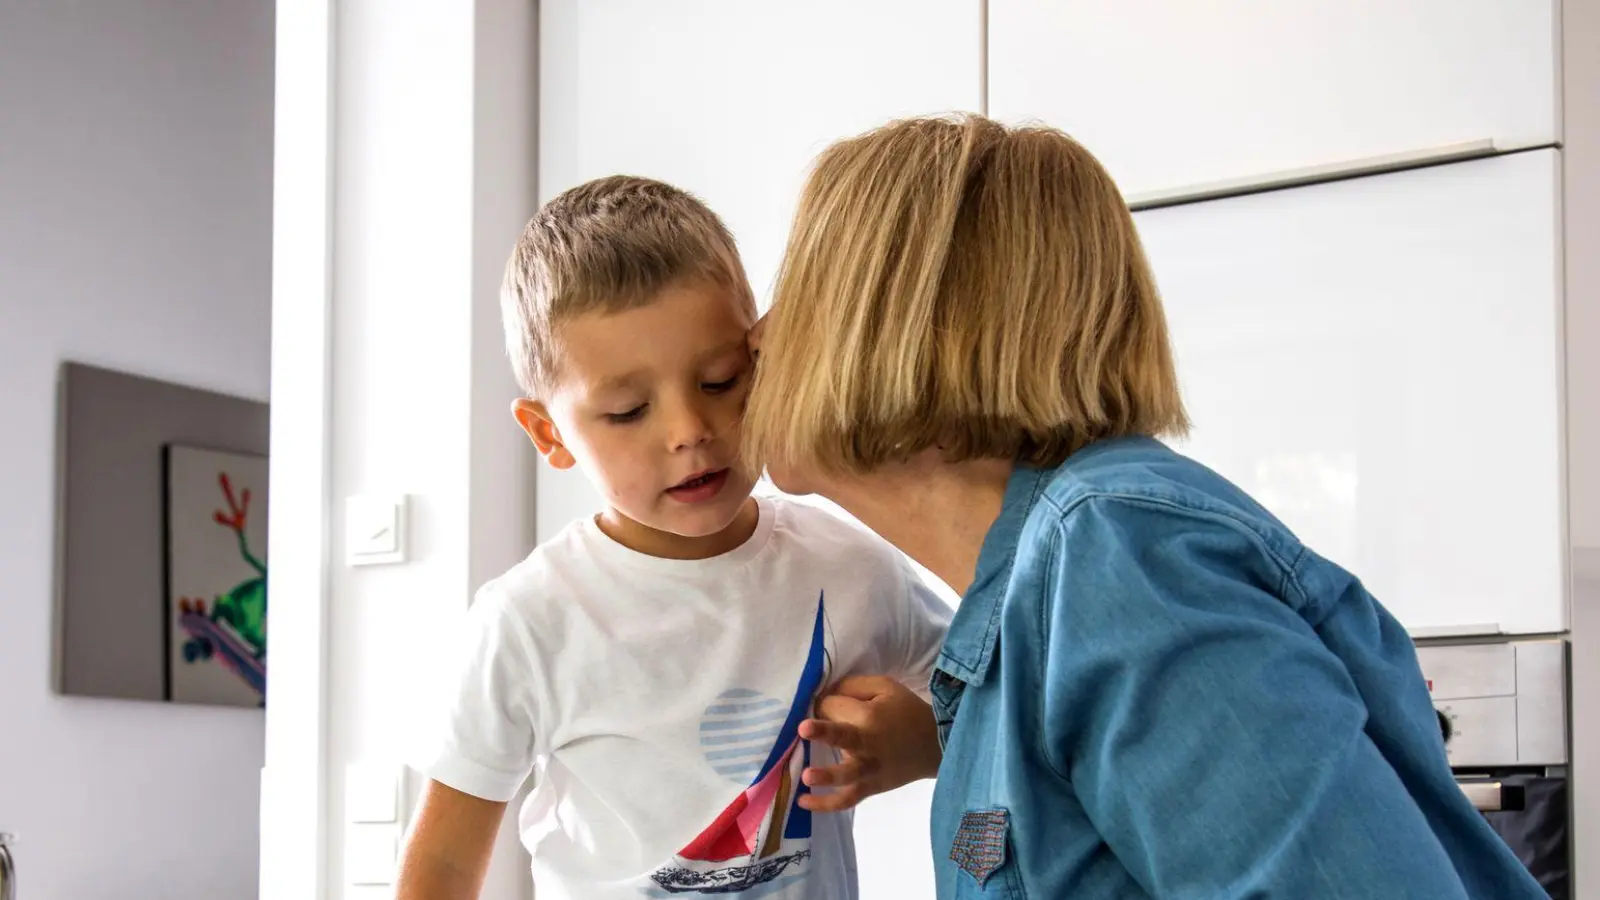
[471,517,600,623]
[759,493,927,611]
[762,491,905,566]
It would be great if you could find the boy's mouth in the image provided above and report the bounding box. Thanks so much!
[666,468,730,503]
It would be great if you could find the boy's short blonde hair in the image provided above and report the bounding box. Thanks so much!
[501,175,755,397]
[743,114,1189,476]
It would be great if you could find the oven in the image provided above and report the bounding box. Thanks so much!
[1415,638,1570,898]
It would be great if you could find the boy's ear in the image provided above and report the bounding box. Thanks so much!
[512,399,577,470]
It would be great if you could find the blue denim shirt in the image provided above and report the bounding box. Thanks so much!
[928,437,1545,899]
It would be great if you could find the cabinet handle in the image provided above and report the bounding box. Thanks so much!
[1127,139,1499,211]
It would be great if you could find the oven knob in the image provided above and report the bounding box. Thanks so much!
[1435,709,1453,744]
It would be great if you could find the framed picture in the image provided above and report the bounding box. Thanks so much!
[162,444,268,707]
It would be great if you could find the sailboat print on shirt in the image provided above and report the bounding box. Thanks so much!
[648,592,829,895]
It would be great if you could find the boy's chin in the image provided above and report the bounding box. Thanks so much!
[655,489,757,538]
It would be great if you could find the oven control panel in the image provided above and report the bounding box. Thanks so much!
[1413,638,1567,768]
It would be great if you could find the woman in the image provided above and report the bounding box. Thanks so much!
[744,114,1543,898]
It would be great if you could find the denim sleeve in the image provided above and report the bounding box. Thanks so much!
[1040,495,1470,898]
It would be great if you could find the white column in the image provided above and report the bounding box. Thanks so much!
[1563,0,1600,892]
[266,1,539,897]
[263,0,334,897]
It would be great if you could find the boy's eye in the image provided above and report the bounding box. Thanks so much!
[703,374,741,393]
[605,404,646,424]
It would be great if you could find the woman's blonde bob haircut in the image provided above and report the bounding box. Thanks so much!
[743,114,1189,477]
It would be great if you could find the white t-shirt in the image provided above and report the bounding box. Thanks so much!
[411,495,953,900]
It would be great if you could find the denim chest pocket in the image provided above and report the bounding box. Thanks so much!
[948,808,1025,898]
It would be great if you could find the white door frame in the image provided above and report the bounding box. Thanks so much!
[262,1,335,897]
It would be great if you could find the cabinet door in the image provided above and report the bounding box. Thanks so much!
[989,0,1558,201]
[1135,151,1564,636]
[535,3,981,534]
[541,1,981,307]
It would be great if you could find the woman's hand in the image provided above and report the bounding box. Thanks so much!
[796,675,942,812]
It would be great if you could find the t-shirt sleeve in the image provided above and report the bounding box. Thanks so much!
[887,560,954,701]
[407,584,542,803]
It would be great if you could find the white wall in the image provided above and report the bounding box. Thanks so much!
[0,1,273,898]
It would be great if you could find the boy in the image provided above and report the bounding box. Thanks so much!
[396,176,951,900]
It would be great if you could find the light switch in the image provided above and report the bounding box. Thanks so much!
[345,822,400,886]
[345,763,399,823]
[347,494,408,566]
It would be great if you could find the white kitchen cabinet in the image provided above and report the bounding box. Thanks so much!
[989,0,1559,202]
[1135,150,1565,636]
[535,1,981,544]
[540,0,981,308]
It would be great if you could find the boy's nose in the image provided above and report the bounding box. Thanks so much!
[668,405,715,451]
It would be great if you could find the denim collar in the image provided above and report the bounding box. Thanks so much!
[935,464,1050,686]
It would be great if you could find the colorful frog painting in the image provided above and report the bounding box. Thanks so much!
[176,471,267,699]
